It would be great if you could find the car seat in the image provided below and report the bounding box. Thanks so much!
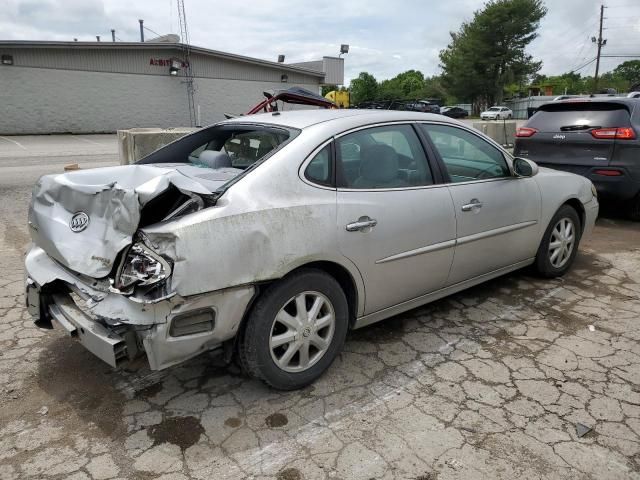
[198,150,233,169]
[351,144,408,189]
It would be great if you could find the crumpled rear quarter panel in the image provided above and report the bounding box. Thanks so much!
[141,134,344,298]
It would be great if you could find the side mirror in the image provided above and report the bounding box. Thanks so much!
[513,157,538,178]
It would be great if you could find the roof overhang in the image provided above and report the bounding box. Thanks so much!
[0,40,325,78]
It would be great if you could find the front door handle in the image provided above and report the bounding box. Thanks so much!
[461,199,483,212]
[346,216,378,232]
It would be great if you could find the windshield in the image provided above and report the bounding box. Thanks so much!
[137,124,295,170]
[488,107,501,111]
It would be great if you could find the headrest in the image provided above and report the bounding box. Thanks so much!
[198,150,232,169]
[359,144,399,183]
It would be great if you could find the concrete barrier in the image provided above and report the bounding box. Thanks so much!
[472,120,516,147]
[118,127,197,165]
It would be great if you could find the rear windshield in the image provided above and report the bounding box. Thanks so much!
[527,103,631,132]
[137,124,295,169]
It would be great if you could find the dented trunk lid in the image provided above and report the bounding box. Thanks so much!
[28,163,240,278]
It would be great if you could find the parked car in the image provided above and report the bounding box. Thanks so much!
[406,100,441,114]
[356,100,440,114]
[440,106,469,119]
[25,110,598,390]
[481,106,513,120]
[514,98,640,220]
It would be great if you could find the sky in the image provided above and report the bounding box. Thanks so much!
[2,0,640,83]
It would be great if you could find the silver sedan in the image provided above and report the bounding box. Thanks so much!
[25,110,599,389]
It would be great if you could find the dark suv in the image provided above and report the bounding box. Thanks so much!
[514,98,640,219]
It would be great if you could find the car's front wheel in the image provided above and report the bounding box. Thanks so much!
[238,269,349,390]
[533,205,581,277]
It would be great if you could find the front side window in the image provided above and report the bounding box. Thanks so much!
[336,124,433,189]
[420,124,511,183]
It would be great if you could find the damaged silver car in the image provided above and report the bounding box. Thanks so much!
[25,110,599,390]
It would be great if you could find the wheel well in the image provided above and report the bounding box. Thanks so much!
[563,198,586,234]
[292,261,359,328]
[232,261,359,358]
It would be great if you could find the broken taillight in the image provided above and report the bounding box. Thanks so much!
[114,243,172,290]
[516,127,537,137]
[590,127,636,140]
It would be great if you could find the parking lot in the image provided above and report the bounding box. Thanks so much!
[1,134,640,480]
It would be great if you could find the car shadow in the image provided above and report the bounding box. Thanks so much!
[33,249,613,444]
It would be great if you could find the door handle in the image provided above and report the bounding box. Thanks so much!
[461,199,483,212]
[346,216,378,232]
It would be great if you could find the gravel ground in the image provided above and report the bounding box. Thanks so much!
[1,135,639,480]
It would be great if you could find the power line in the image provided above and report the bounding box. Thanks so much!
[143,25,163,38]
[569,34,593,71]
[571,57,597,73]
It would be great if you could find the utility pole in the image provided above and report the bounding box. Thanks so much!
[593,5,607,93]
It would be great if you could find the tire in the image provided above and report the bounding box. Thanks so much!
[238,269,349,390]
[628,194,640,221]
[533,205,581,278]
[508,114,512,119]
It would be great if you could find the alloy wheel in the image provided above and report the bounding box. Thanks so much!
[548,218,575,268]
[269,291,336,373]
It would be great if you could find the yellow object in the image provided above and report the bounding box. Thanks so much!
[325,90,350,108]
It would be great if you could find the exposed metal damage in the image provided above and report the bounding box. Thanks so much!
[24,160,255,370]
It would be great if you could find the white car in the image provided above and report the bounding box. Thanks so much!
[481,106,513,120]
[25,110,598,389]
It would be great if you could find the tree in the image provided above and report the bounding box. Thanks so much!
[612,60,640,85]
[349,72,378,104]
[439,0,546,110]
[321,85,337,96]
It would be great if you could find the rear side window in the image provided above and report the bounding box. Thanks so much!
[336,124,433,189]
[305,145,333,187]
[527,103,631,132]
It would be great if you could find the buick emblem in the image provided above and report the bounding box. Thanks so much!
[69,212,90,232]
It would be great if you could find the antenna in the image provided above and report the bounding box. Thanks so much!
[177,0,196,127]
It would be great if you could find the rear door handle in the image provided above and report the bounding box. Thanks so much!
[346,216,378,232]
[461,199,483,212]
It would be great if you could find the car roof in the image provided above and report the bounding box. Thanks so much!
[222,109,456,129]
[550,97,640,107]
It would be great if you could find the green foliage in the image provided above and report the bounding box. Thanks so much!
[378,70,425,100]
[524,61,640,96]
[321,85,337,96]
[612,60,640,85]
[439,0,547,107]
[349,72,378,104]
[348,70,453,105]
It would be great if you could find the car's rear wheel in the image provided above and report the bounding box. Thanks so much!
[507,114,512,119]
[533,205,581,278]
[238,269,348,390]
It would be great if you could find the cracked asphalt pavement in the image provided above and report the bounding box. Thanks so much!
[1,135,640,479]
